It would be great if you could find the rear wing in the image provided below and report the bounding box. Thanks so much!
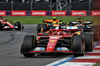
[69,21,93,25]
[43,20,62,23]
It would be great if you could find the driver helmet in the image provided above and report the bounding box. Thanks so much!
[52,21,56,24]
[53,17,56,21]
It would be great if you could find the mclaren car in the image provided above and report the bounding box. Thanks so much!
[37,17,64,33]
[68,18,100,41]
[68,18,93,32]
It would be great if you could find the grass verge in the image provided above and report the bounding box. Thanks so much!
[93,62,100,66]
[2,16,100,24]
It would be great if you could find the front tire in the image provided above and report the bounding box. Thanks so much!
[15,22,21,30]
[20,35,36,57]
[72,35,85,57]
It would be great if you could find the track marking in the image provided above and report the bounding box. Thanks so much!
[45,55,75,66]
[76,56,100,59]
[95,46,100,48]
[46,42,100,66]
[58,62,95,66]
[87,50,100,53]
[85,53,100,56]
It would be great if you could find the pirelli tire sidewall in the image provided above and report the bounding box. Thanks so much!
[71,35,85,56]
[83,32,93,51]
[15,22,21,30]
[21,35,36,53]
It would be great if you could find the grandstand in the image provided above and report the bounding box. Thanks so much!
[0,0,99,10]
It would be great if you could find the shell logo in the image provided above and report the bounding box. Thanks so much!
[50,40,56,42]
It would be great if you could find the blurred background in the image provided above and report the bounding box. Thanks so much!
[0,0,99,10]
[0,0,100,24]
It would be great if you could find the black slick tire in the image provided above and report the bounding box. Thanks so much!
[20,35,36,57]
[72,35,85,57]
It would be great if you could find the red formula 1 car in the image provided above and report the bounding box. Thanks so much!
[20,26,93,57]
[0,18,23,30]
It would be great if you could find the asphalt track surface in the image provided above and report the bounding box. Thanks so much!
[0,24,73,66]
[0,24,99,66]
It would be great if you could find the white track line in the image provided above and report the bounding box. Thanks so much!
[45,55,73,66]
[46,43,100,66]
[58,62,95,66]
[76,56,100,59]
[95,46,100,48]
[87,50,100,53]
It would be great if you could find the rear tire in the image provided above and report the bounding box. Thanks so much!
[37,24,42,33]
[72,35,85,57]
[42,24,47,32]
[83,32,93,51]
[20,35,36,57]
[15,22,21,30]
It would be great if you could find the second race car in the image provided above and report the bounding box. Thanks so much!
[0,18,24,30]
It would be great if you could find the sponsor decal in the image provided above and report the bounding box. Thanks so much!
[0,11,6,16]
[52,11,66,16]
[50,37,59,39]
[91,11,100,16]
[31,11,46,16]
[71,11,86,16]
[11,11,26,16]
[34,47,45,51]
[50,40,56,42]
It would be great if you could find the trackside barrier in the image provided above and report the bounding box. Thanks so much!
[0,10,100,16]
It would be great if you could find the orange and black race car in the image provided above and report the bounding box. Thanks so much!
[42,17,62,25]
[68,18,100,41]
[37,17,67,33]
[68,18,93,32]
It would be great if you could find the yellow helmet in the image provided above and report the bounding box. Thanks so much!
[53,17,56,21]
[53,22,56,24]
